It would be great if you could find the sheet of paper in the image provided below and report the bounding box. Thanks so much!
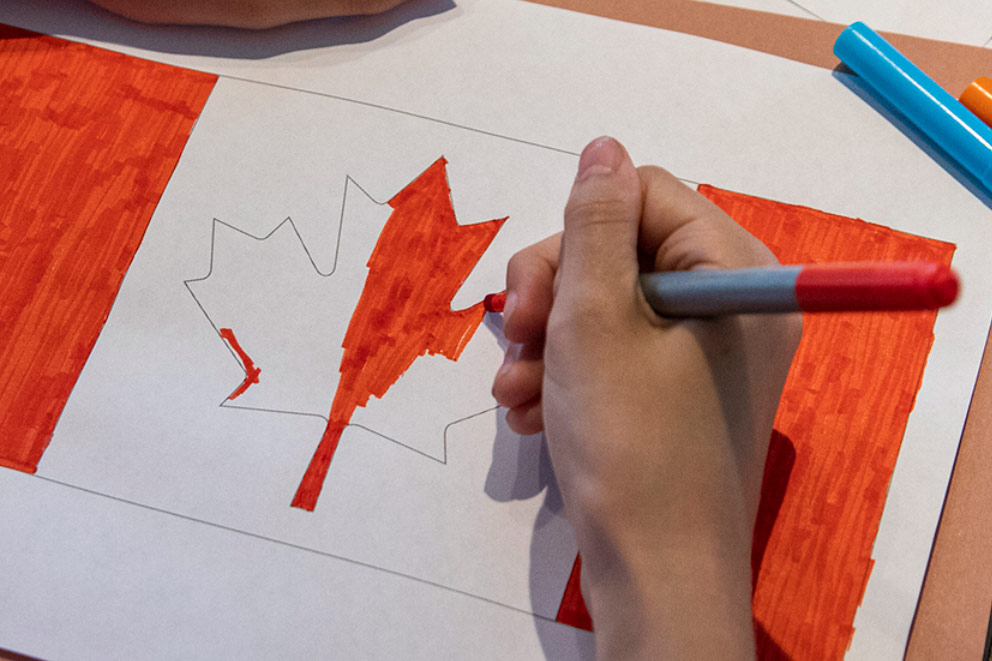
[2,0,991,658]
[43,73,585,606]
[698,0,992,46]
[789,0,992,46]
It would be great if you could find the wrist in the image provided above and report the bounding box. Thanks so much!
[572,494,757,659]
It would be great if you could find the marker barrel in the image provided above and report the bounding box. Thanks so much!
[834,22,992,192]
[640,266,801,316]
[638,262,957,317]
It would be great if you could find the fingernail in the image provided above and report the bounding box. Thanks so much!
[502,291,518,325]
[576,136,624,182]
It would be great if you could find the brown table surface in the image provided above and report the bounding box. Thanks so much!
[3,2,991,659]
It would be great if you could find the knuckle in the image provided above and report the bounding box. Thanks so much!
[564,196,631,230]
[506,249,531,280]
[491,373,508,404]
[636,164,679,187]
[506,405,544,436]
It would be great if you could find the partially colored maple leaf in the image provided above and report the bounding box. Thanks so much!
[293,158,505,510]
[186,158,506,512]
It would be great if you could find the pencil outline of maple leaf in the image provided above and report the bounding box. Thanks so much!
[183,165,506,467]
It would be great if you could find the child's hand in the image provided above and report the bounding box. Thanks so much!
[492,137,800,659]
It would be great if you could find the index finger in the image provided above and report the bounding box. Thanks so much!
[503,233,561,345]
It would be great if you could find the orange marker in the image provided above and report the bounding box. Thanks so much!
[960,76,992,128]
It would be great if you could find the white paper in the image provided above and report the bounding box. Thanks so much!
[703,0,992,46]
[1,1,991,658]
[791,0,992,46]
[0,471,592,660]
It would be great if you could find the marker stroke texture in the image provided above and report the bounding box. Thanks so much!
[735,186,955,660]
[0,25,216,472]
[554,185,955,660]
[291,158,506,511]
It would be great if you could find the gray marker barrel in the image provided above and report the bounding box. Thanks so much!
[639,266,801,317]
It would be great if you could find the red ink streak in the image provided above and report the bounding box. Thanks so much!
[0,25,216,473]
[556,554,593,631]
[219,328,261,400]
[291,157,506,510]
[555,187,955,661]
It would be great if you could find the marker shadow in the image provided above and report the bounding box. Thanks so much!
[832,65,992,211]
[752,430,797,661]
[480,311,595,659]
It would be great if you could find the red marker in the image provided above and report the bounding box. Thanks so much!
[482,291,506,313]
[483,262,959,316]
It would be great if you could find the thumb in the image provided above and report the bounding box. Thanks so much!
[558,137,643,316]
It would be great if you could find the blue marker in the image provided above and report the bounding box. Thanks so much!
[834,22,992,192]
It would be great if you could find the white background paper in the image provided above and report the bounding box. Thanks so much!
[791,0,992,46]
[703,0,992,46]
[1,1,991,658]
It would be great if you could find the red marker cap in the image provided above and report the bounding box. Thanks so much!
[483,291,506,313]
[795,262,958,311]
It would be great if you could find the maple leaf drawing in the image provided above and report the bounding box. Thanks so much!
[186,158,506,511]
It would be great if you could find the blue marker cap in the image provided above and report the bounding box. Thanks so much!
[834,22,992,192]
